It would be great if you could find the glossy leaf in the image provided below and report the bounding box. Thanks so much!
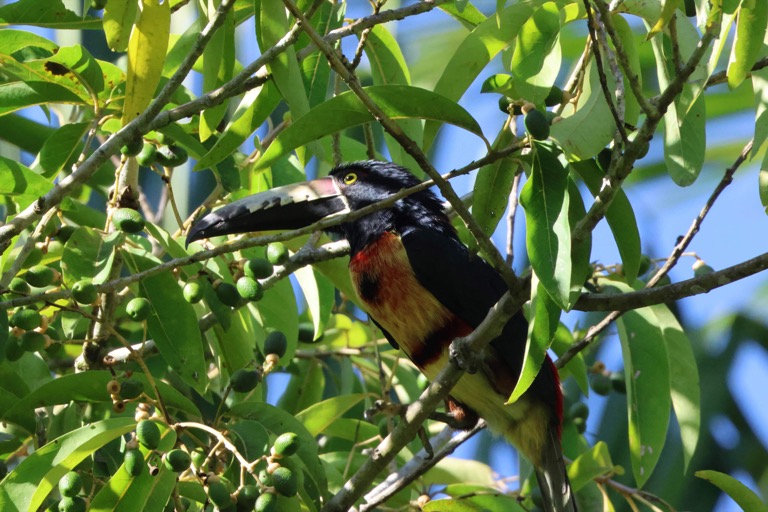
[0,81,84,116]
[103,0,139,52]
[255,276,299,362]
[0,28,58,55]
[423,494,526,511]
[200,5,235,141]
[256,85,485,170]
[122,0,170,125]
[727,0,768,89]
[294,265,334,340]
[472,127,518,237]
[295,393,368,437]
[0,0,102,29]
[568,441,614,491]
[424,0,542,149]
[510,2,562,105]
[0,156,53,206]
[519,141,574,310]
[696,470,768,512]
[35,122,88,179]
[647,0,682,39]
[0,418,136,512]
[122,251,207,393]
[60,227,121,287]
[753,68,768,160]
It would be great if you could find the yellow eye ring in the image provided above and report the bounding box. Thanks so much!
[342,172,358,185]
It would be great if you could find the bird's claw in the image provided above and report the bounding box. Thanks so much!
[449,339,480,374]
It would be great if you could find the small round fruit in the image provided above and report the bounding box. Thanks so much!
[155,145,188,168]
[136,143,158,167]
[610,371,627,394]
[207,480,234,509]
[125,449,145,476]
[72,280,98,305]
[271,466,298,497]
[5,337,24,361]
[524,108,551,140]
[264,331,287,358]
[183,282,204,304]
[273,432,300,457]
[91,0,108,10]
[9,277,30,294]
[25,265,54,287]
[190,448,207,470]
[236,276,263,302]
[216,282,242,308]
[59,471,83,497]
[119,378,145,400]
[237,485,259,510]
[230,368,260,393]
[590,373,611,396]
[58,496,86,512]
[57,225,76,243]
[498,96,513,114]
[266,243,289,265]
[126,297,151,321]
[258,468,272,486]
[112,208,145,234]
[297,322,317,343]
[22,247,43,268]
[164,449,192,472]
[544,86,565,106]
[694,263,715,278]
[136,419,161,450]
[11,308,42,330]
[21,331,47,352]
[244,257,274,279]
[255,492,277,512]
[568,401,590,421]
[572,416,587,434]
[120,137,144,157]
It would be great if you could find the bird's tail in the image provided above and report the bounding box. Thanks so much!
[534,424,577,512]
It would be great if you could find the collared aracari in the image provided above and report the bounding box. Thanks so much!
[187,160,576,512]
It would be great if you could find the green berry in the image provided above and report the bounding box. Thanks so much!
[568,401,589,421]
[297,322,318,343]
[230,368,260,393]
[9,277,30,295]
[572,416,587,434]
[271,466,298,497]
[112,208,145,234]
[610,371,627,394]
[126,297,151,321]
[136,420,161,450]
[22,247,42,268]
[498,96,513,114]
[183,282,204,304]
[57,225,76,243]
[694,263,715,278]
[124,449,145,476]
[164,449,192,472]
[58,471,83,497]
[544,86,564,106]
[25,265,54,287]
[590,373,611,396]
[265,243,289,265]
[119,378,144,400]
[258,468,272,487]
[524,109,550,140]
[255,492,277,512]
[237,485,259,511]
[120,137,144,157]
[58,496,86,512]
[236,276,263,302]
[91,0,108,10]
[264,331,287,358]
[216,282,242,308]
[244,258,274,279]
[136,143,158,167]
[155,145,188,168]
[273,432,300,457]
[5,337,24,361]
[11,308,42,330]
[72,280,98,305]
[190,448,207,470]
[207,480,233,509]
[21,331,47,352]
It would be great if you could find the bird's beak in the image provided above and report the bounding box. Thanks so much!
[186,177,349,246]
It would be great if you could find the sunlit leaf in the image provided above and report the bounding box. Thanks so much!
[60,227,121,287]
[568,441,614,491]
[103,0,139,52]
[510,2,562,105]
[0,156,53,206]
[726,0,768,89]
[696,470,768,512]
[200,5,235,141]
[0,0,102,29]
[34,122,88,179]
[295,393,368,436]
[472,126,518,238]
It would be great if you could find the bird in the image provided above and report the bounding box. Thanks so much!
[187,160,576,511]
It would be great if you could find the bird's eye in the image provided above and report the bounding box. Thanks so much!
[342,172,358,185]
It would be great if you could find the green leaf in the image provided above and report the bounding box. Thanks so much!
[103,0,139,52]
[424,0,543,149]
[550,59,615,159]
[752,68,768,159]
[256,85,486,170]
[472,127,518,237]
[300,2,343,108]
[254,276,299,362]
[0,114,55,154]
[550,323,589,396]
[568,441,614,491]
[509,280,560,403]
[519,142,573,310]
[0,81,85,117]
[294,265,334,340]
[213,307,263,374]
[696,470,768,512]
[423,458,495,487]
[510,2,562,105]
[761,154,768,214]
[613,291,671,487]
[650,304,700,472]
[0,28,58,55]
[200,5,235,141]
[295,393,368,437]
[277,359,325,415]
[647,0,682,39]
[34,122,88,179]
[727,0,768,89]
[122,251,207,393]
[229,420,270,460]
[90,454,177,512]
[0,156,53,207]
[0,418,136,512]
[60,227,120,287]
[0,0,102,29]
[611,14,641,127]
[423,494,526,511]
[571,159,641,281]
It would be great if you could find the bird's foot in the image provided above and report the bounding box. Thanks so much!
[449,338,481,374]
[364,399,405,422]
